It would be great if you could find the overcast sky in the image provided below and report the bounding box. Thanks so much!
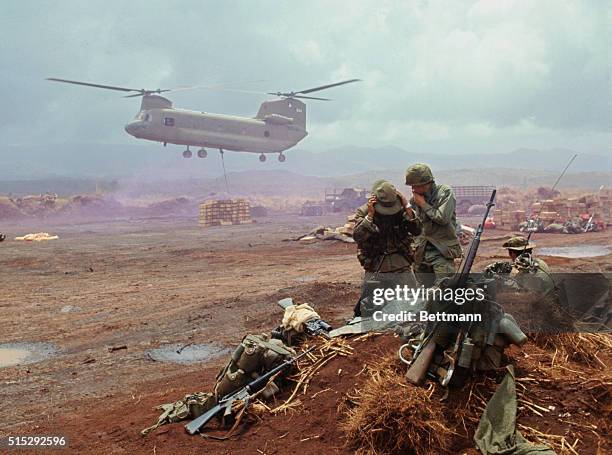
[1,0,611,155]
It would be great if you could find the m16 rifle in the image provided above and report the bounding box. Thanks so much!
[272,298,332,341]
[405,189,497,386]
[185,347,314,435]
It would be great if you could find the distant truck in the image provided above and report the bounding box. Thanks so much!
[325,188,368,212]
[300,201,325,216]
[452,186,496,214]
[300,187,368,216]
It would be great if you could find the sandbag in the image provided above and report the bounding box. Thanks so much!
[214,333,295,398]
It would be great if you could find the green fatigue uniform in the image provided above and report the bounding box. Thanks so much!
[405,164,462,287]
[485,236,555,297]
[353,180,421,317]
[511,254,554,296]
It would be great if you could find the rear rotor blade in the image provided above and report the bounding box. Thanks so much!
[267,92,330,100]
[290,95,330,101]
[46,78,139,93]
[122,89,171,98]
[295,79,361,95]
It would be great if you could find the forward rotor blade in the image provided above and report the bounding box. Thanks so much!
[295,79,361,95]
[46,78,139,93]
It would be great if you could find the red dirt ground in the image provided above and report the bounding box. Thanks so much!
[0,216,610,454]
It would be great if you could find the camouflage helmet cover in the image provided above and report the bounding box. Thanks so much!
[371,180,403,215]
[405,163,434,186]
[503,236,536,251]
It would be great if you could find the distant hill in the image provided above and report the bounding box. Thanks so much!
[1,142,610,181]
[330,168,611,191]
[0,167,608,198]
[295,146,610,175]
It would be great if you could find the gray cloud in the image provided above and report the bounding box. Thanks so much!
[0,0,610,156]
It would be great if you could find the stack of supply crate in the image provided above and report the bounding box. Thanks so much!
[199,199,252,227]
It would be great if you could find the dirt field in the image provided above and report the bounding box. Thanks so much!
[0,214,610,454]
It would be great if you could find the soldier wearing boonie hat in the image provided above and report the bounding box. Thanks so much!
[503,236,536,256]
[404,164,462,287]
[352,179,421,316]
[485,235,554,296]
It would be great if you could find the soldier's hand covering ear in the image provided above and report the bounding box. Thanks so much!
[367,196,377,218]
[396,190,415,218]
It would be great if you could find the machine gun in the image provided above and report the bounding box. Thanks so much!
[272,298,332,340]
[185,347,314,435]
[405,189,497,386]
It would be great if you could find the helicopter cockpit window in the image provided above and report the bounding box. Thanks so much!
[163,117,175,126]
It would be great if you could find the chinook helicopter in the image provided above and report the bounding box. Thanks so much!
[46,77,360,162]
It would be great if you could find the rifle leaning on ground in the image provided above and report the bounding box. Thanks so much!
[405,189,497,386]
[185,347,315,436]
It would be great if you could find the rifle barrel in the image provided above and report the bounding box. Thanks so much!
[455,189,496,287]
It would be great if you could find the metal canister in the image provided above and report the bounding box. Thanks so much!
[458,337,475,368]
[499,314,528,346]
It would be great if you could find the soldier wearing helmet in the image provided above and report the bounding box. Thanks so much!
[404,164,462,287]
[352,179,421,316]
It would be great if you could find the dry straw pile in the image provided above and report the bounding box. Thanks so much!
[341,356,451,455]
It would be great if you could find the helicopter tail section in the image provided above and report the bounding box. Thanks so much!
[255,99,306,130]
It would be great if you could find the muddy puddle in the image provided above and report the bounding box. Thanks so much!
[539,245,610,258]
[147,343,229,364]
[0,342,58,368]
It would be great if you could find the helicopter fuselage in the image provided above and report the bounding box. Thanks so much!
[46,78,360,159]
[124,95,308,154]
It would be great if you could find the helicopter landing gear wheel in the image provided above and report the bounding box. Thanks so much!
[197,148,207,158]
[278,153,286,162]
[259,153,267,162]
[182,148,192,158]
